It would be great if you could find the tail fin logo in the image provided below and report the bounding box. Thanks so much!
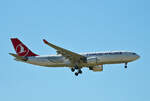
[17,44,25,53]
[16,44,29,56]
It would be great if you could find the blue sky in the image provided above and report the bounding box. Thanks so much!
[0,0,150,101]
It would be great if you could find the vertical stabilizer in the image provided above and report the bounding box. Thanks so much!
[10,38,38,56]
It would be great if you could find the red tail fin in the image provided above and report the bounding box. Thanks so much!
[10,38,38,56]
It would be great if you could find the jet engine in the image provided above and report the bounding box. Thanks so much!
[89,65,103,72]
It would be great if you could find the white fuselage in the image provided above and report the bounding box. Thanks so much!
[23,51,139,68]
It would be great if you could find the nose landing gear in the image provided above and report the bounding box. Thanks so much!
[125,63,128,68]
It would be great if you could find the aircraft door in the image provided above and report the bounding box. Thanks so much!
[96,53,98,64]
[96,53,101,65]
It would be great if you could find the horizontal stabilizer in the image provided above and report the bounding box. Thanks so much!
[9,53,28,61]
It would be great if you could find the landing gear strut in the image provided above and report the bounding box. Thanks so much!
[74,65,79,69]
[125,63,127,68]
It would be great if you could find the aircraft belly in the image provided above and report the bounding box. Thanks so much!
[27,56,70,67]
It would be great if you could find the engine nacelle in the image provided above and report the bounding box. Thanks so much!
[92,65,103,72]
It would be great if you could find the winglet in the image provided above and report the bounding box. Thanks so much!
[43,39,49,44]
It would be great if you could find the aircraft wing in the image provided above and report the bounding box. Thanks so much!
[43,39,87,64]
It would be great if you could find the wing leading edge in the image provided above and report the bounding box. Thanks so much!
[43,39,87,65]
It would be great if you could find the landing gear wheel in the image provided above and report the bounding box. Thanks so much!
[71,68,75,72]
[125,63,128,68]
[89,66,93,70]
[75,72,79,76]
[78,69,82,74]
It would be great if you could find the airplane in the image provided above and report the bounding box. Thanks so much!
[9,38,140,76]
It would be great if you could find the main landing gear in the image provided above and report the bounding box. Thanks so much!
[74,69,82,76]
[71,65,83,76]
[71,68,75,72]
[125,63,128,68]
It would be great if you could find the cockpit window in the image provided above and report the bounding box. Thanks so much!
[132,53,136,55]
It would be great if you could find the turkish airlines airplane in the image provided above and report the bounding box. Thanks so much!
[9,38,140,76]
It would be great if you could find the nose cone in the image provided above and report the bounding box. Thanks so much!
[125,52,140,62]
[133,53,140,60]
[135,54,140,60]
[130,52,140,61]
